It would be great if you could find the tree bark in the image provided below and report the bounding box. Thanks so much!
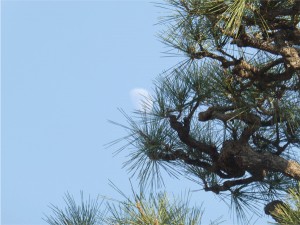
[221,141,300,180]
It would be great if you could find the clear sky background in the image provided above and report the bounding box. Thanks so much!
[2,1,272,224]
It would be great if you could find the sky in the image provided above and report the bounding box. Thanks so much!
[2,1,272,224]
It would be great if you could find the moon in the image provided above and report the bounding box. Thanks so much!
[130,88,153,112]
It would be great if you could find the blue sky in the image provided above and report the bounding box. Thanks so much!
[2,1,271,224]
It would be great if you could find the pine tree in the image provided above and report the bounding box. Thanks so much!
[114,0,300,221]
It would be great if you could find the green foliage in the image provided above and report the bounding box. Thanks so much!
[44,192,103,225]
[270,184,300,225]
[44,187,223,225]
[104,184,207,225]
